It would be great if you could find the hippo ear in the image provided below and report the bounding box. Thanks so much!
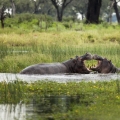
[109,60,111,63]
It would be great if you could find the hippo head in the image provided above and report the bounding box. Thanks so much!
[73,53,92,74]
[90,54,117,73]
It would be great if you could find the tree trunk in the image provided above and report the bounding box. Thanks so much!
[51,0,73,22]
[113,0,120,23]
[0,6,5,28]
[9,0,16,16]
[56,8,63,22]
[86,0,102,24]
[33,0,44,14]
[34,1,39,14]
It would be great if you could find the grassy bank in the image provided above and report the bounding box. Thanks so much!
[0,16,120,120]
[0,23,120,73]
[0,80,120,120]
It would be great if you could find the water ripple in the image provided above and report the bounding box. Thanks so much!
[0,73,120,83]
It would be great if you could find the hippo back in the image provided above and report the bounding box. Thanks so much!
[20,63,68,74]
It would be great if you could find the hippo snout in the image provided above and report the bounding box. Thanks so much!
[92,54,103,60]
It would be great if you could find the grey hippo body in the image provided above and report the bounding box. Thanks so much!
[20,53,92,74]
[90,54,120,73]
[20,63,69,74]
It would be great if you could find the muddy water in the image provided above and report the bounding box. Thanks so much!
[0,73,120,83]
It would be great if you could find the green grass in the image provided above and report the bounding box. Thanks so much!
[0,80,120,120]
[0,18,120,120]
[0,24,120,73]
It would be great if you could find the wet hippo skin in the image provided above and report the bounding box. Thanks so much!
[20,53,92,74]
[90,54,120,73]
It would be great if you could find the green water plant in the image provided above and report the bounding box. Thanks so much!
[0,80,120,120]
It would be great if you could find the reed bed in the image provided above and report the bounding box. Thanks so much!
[0,80,120,120]
[0,26,120,73]
[0,20,120,119]
[0,43,119,73]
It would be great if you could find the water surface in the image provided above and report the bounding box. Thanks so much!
[0,95,83,120]
[0,73,120,120]
[0,73,120,83]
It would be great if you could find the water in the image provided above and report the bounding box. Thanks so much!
[0,73,120,83]
[0,73,120,120]
[0,103,42,120]
[0,104,26,120]
[0,95,82,120]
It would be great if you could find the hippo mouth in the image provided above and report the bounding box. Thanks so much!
[80,53,93,73]
[90,54,103,72]
[90,60,102,72]
[83,61,92,73]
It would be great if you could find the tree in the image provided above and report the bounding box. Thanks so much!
[70,0,88,20]
[0,5,5,28]
[0,5,9,28]
[50,0,73,21]
[31,0,44,14]
[41,0,55,15]
[112,0,120,23]
[15,0,33,13]
[86,0,102,24]
[9,0,16,16]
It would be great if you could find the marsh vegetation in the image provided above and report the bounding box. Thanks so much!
[0,80,120,120]
[0,15,120,119]
[0,21,120,73]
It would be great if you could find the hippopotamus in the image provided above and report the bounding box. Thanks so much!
[20,53,92,74]
[90,54,120,73]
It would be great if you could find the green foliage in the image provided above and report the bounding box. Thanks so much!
[0,41,8,59]
[0,23,120,73]
[0,80,26,104]
[0,80,119,103]
[0,80,120,119]
[63,16,76,22]
[4,13,53,29]
[62,22,72,29]
[17,13,35,23]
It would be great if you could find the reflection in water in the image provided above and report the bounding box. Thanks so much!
[0,104,26,120]
[0,104,39,120]
[32,95,81,113]
[0,95,91,120]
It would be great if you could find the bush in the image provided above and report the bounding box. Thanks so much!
[62,21,74,29]
[4,13,53,29]
[63,16,76,22]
